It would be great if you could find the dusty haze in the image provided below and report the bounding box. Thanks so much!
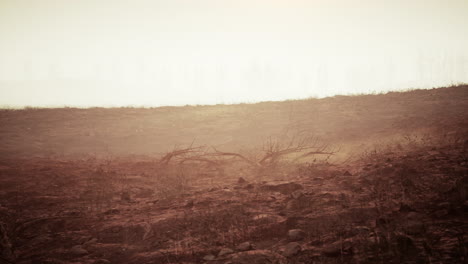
[1,0,468,106]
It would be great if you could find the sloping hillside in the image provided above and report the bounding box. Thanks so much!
[1,85,467,158]
[0,85,467,264]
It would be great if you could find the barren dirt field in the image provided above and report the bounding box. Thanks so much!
[0,85,467,264]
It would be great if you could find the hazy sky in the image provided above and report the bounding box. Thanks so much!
[1,0,467,107]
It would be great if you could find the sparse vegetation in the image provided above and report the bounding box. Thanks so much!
[0,86,467,263]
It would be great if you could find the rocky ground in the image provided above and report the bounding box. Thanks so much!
[1,85,467,264]
[0,138,467,264]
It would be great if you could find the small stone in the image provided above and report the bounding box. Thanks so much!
[236,242,253,251]
[203,254,216,261]
[103,208,120,215]
[230,250,287,264]
[354,226,370,233]
[36,258,64,264]
[403,220,425,235]
[322,244,341,257]
[94,259,111,264]
[243,184,254,189]
[288,229,306,241]
[121,191,131,202]
[434,209,448,218]
[286,200,299,210]
[283,242,301,257]
[218,248,234,257]
[185,200,194,208]
[261,182,303,195]
[343,171,352,176]
[0,222,13,260]
[406,212,423,220]
[321,240,353,257]
[238,177,247,184]
[399,203,414,212]
[291,190,304,199]
[69,245,88,256]
[437,202,451,209]
[395,235,418,256]
[84,238,98,246]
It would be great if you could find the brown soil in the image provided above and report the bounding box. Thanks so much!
[0,85,467,264]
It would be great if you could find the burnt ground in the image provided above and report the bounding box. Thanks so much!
[0,86,467,264]
[0,139,467,264]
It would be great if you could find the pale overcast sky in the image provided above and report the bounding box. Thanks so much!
[0,0,467,107]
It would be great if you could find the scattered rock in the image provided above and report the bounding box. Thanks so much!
[395,234,418,256]
[230,250,286,264]
[287,229,306,241]
[343,170,352,176]
[260,182,303,195]
[454,176,468,201]
[94,259,111,264]
[0,222,13,261]
[63,210,83,217]
[437,202,451,210]
[69,245,88,256]
[375,216,393,228]
[38,258,66,264]
[203,254,216,261]
[83,238,98,246]
[286,195,310,210]
[399,203,415,212]
[0,205,12,216]
[134,188,154,198]
[238,177,247,184]
[354,226,370,233]
[218,248,234,257]
[286,199,299,210]
[322,243,341,257]
[403,220,425,235]
[243,184,254,189]
[291,190,304,199]
[434,209,449,218]
[185,199,194,208]
[236,242,253,251]
[283,242,301,257]
[321,241,353,257]
[399,212,426,235]
[284,216,306,229]
[98,223,152,244]
[406,212,423,220]
[121,191,131,202]
[103,208,120,215]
